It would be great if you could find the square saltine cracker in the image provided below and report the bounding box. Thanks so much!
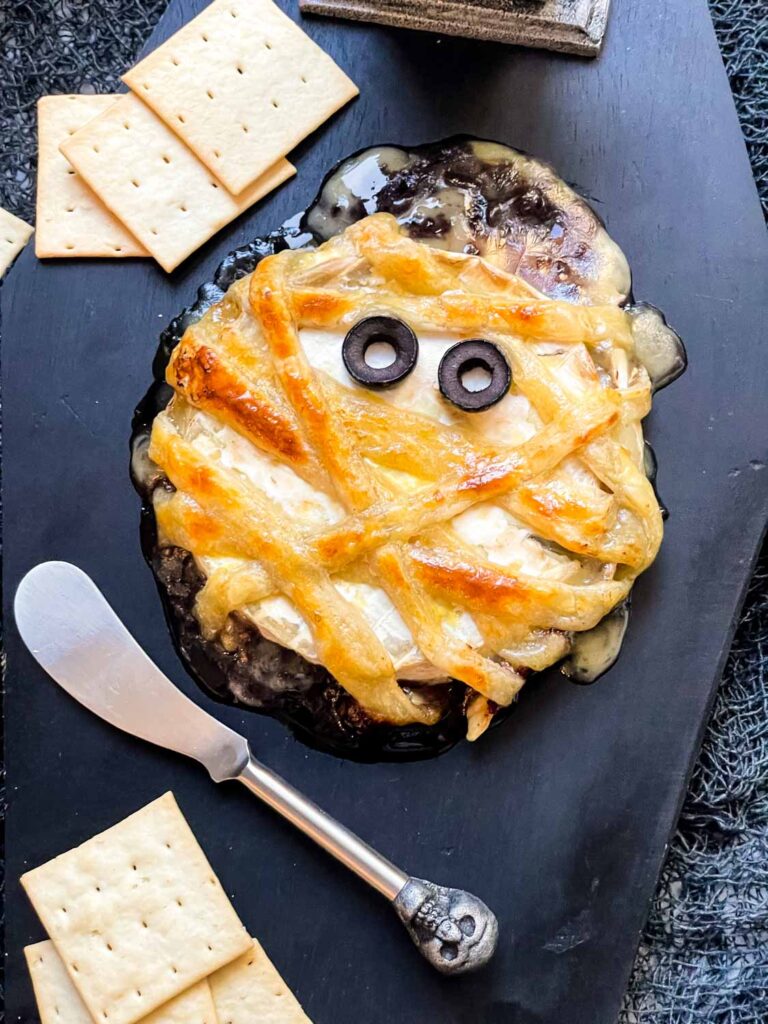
[123,0,357,194]
[209,938,313,1024]
[0,206,33,277]
[25,940,219,1024]
[21,792,250,1024]
[60,93,294,272]
[25,940,92,1024]
[36,95,148,258]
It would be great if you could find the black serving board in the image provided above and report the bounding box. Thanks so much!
[3,2,767,1022]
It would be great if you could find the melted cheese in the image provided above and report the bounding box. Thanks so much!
[181,329,592,679]
[300,327,537,444]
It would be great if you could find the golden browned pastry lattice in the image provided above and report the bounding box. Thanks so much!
[148,212,663,740]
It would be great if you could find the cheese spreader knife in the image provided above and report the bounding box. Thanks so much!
[14,561,498,975]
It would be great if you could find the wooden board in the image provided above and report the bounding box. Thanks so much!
[300,0,611,56]
[3,2,767,1022]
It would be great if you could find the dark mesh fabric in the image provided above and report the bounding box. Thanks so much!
[623,6,768,1016]
[0,0,166,221]
[708,0,767,220]
[1,2,766,1020]
[621,551,768,1022]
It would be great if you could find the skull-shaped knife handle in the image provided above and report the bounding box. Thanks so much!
[394,877,499,974]
[238,757,500,974]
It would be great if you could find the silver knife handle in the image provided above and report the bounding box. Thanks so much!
[237,755,499,974]
[238,755,407,898]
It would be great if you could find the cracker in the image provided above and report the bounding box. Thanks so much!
[60,93,295,272]
[36,95,148,258]
[21,792,251,1024]
[25,940,92,1024]
[140,980,219,1024]
[0,206,33,277]
[209,938,312,1024]
[25,941,219,1024]
[122,0,357,194]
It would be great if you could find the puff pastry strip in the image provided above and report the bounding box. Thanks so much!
[149,213,662,727]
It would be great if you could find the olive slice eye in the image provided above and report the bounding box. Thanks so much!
[342,316,419,389]
[438,340,512,412]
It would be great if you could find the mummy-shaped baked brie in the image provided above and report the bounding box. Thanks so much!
[133,138,685,758]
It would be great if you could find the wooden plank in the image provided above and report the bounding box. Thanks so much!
[300,0,611,56]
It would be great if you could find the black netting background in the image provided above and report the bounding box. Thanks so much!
[1,1,767,1021]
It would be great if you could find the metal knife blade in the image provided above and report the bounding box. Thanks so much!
[13,561,249,782]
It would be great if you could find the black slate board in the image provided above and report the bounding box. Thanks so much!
[3,2,767,1022]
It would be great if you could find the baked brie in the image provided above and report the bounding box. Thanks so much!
[133,138,685,757]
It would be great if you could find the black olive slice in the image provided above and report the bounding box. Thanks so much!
[342,316,419,389]
[438,340,512,412]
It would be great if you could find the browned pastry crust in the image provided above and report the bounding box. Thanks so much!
[148,212,662,738]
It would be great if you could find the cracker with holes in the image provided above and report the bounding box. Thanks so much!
[132,979,218,1024]
[25,940,219,1024]
[209,938,312,1024]
[25,940,92,1024]
[60,93,295,273]
[21,792,251,1024]
[0,206,33,278]
[122,0,358,195]
[36,95,148,259]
